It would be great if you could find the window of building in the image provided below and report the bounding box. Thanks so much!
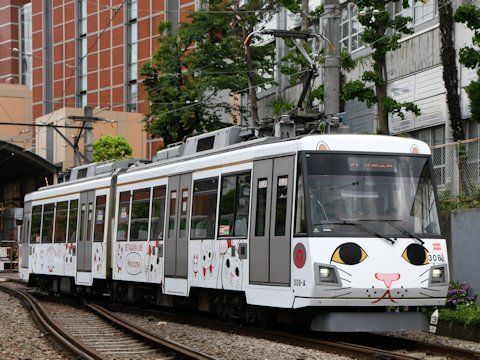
[117,191,130,241]
[392,0,436,26]
[218,172,251,237]
[54,201,68,243]
[341,4,363,53]
[77,0,87,107]
[19,4,32,88]
[191,178,218,239]
[130,188,151,241]
[41,203,55,243]
[94,195,107,242]
[126,0,138,112]
[150,186,166,241]
[68,200,79,242]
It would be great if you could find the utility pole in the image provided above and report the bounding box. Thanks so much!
[68,106,109,165]
[323,0,340,120]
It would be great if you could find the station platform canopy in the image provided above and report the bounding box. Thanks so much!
[0,141,60,184]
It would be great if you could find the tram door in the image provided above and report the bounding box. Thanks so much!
[77,190,95,272]
[22,201,32,269]
[165,173,192,279]
[250,155,295,285]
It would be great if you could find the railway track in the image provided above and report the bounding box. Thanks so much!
[2,281,479,359]
[0,283,218,360]
[113,305,480,360]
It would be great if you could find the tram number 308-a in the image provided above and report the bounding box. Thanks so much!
[293,279,306,287]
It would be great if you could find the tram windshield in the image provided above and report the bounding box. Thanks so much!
[301,152,441,237]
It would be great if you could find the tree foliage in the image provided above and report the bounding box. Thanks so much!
[141,0,276,145]
[341,0,421,134]
[92,135,133,162]
[455,3,480,123]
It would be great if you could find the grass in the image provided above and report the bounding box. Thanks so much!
[439,305,480,328]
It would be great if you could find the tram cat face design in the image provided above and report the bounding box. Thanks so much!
[147,241,161,281]
[192,255,199,278]
[201,240,215,279]
[116,244,124,273]
[222,246,242,290]
[93,243,104,275]
[329,241,435,303]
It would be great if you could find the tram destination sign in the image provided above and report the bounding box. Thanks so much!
[348,157,397,173]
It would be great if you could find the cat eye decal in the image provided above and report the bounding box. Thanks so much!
[402,243,429,266]
[331,242,367,265]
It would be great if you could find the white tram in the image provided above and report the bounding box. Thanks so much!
[19,126,449,331]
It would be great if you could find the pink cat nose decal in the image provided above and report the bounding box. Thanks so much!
[375,273,400,288]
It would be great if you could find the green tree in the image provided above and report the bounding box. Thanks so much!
[92,135,133,162]
[141,1,276,143]
[455,3,480,124]
[140,21,227,145]
[439,0,464,142]
[341,0,421,135]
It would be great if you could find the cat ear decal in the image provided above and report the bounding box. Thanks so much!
[402,243,429,266]
[331,242,368,265]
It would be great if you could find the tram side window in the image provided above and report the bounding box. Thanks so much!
[150,186,166,241]
[294,165,307,235]
[94,195,107,242]
[255,179,268,236]
[218,172,251,237]
[117,191,131,241]
[41,204,55,243]
[179,189,189,238]
[130,188,151,241]
[31,205,42,243]
[168,190,177,239]
[275,176,288,236]
[191,178,218,239]
[54,201,68,243]
[68,200,79,243]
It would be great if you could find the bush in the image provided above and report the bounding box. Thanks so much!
[446,281,477,309]
[440,305,480,328]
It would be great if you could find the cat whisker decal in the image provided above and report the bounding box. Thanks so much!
[421,287,441,292]
[419,292,434,297]
[419,268,430,277]
[332,292,352,298]
[340,278,351,283]
[324,287,351,291]
[421,278,429,283]
[337,268,352,277]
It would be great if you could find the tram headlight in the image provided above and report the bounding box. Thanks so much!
[429,265,447,286]
[319,268,331,278]
[432,268,442,278]
[314,264,340,285]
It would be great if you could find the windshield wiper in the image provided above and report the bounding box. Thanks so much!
[385,220,424,245]
[326,221,396,245]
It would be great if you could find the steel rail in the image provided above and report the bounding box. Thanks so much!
[0,284,103,360]
[85,302,219,360]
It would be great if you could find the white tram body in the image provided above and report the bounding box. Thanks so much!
[19,127,449,331]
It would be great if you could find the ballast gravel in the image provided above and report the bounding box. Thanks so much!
[1,281,480,360]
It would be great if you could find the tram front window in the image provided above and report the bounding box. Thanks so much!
[304,153,441,237]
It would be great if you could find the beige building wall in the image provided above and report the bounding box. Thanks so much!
[0,84,32,149]
[36,107,146,170]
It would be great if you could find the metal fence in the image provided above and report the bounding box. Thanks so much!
[431,137,480,197]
